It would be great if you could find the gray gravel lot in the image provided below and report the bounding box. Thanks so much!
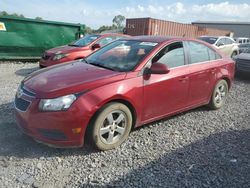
[0,62,249,188]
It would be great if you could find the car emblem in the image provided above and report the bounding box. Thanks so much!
[16,88,23,98]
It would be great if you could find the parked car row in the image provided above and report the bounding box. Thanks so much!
[15,36,235,150]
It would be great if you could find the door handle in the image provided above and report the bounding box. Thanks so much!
[210,68,216,74]
[179,76,188,82]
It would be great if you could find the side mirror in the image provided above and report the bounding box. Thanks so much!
[92,43,101,50]
[147,62,170,74]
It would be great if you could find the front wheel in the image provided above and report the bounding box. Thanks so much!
[209,80,229,110]
[90,102,132,151]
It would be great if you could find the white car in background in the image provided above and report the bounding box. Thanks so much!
[199,36,239,57]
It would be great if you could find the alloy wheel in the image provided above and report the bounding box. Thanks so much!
[99,110,127,144]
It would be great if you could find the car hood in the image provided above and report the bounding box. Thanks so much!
[23,61,126,98]
[46,45,89,54]
[236,53,250,60]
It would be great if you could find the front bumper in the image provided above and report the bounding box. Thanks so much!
[39,57,73,68]
[14,95,90,148]
[39,58,60,68]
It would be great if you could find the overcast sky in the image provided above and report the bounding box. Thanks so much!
[1,0,250,28]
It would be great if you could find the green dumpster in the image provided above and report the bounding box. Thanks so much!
[0,16,85,60]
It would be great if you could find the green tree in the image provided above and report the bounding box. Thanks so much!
[112,15,125,29]
[0,11,25,18]
[85,26,92,34]
[0,11,8,16]
[35,17,43,20]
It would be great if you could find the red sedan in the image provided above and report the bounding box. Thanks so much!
[39,33,129,68]
[15,36,235,150]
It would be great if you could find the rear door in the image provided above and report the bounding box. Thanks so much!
[142,41,189,122]
[185,41,218,106]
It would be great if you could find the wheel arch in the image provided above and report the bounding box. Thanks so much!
[84,98,138,143]
[221,76,231,89]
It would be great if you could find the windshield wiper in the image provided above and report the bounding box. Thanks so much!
[81,58,89,64]
[89,62,116,71]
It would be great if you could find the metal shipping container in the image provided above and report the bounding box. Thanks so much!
[0,16,85,60]
[126,17,231,37]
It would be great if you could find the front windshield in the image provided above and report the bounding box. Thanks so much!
[199,37,218,44]
[70,35,100,47]
[85,40,158,72]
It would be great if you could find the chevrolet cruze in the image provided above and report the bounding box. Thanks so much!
[15,36,235,151]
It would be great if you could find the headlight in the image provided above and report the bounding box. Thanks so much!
[39,94,76,111]
[53,53,68,60]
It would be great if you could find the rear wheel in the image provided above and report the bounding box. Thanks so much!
[90,102,132,151]
[209,80,228,110]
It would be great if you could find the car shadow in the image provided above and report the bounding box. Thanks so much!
[0,101,211,159]
[100,129,250,187]
[15,66,40,77]
[235,72,250,83]
[133,105,210,132]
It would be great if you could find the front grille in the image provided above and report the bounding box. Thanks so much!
[19,82,36,97]
[38,129,67,141]
[15,97,31,111]
[237,59,250,70]
[42,53,51,60]
[22,87,35,97]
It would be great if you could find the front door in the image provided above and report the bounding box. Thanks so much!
[142,42,189,122]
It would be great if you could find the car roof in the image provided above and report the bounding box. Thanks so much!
[127,35,182,43]
[98,33,128,37]
[200,36,234,39]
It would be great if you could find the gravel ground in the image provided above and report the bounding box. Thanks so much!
[0,62,249,188]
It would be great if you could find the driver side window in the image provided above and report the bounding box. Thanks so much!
[152,42,185,68]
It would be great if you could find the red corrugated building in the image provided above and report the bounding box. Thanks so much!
[125,17,232,37]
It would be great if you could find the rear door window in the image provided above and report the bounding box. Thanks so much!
[187,42,210,64]
[207,48,221,60]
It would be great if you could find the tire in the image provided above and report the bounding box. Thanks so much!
[209,80,228,110]
[90,102,133,151]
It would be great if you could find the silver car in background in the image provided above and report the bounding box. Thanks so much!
[199,36,239,57]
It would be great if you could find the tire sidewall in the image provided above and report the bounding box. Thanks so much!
[211,80,228,109]
[92,103,132,151]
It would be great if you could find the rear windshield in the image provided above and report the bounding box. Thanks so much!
[199,37,218,44]
[70,35,100,47]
